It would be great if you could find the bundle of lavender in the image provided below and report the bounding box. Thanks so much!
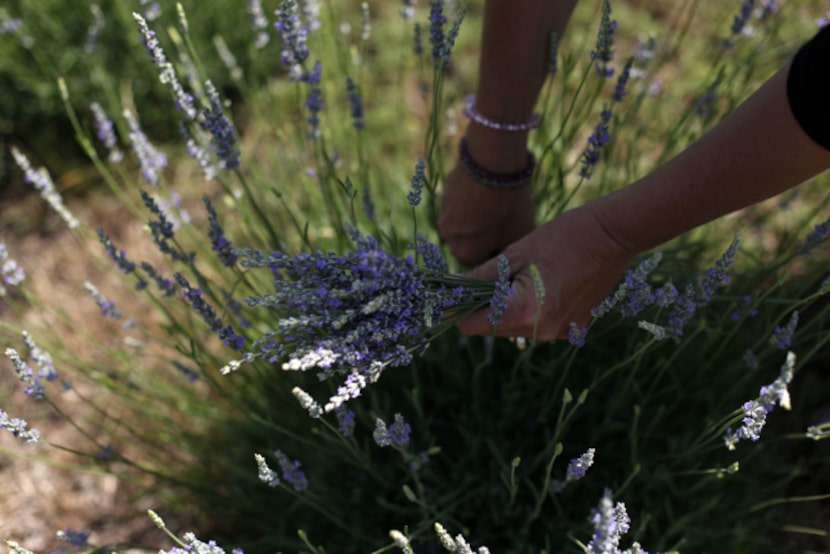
[222,226,510,414]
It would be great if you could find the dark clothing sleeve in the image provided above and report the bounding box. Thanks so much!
[787,24,830,150]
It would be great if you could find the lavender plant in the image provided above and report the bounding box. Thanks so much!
[2,1,829,554]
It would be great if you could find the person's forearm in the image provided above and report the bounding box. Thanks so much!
[593,61,830,254]
[466,0,579,172]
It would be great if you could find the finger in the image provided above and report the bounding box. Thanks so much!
[457,270,539,337]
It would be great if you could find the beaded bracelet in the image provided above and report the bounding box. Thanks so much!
[462,94,541,132]
[458,137,535,189]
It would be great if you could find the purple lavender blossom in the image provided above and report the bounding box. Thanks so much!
[550,447,596,493]
[140,261,178,296]
[694,74,722,118]
[612,57,634,102]
[275,0,309,77]
[124,109,167,186]
[1,409,40,443]
[139,0,161,21]
[57,529,90,549]
[591,0,617,77]
[175,273,245,350]
[90,102,124,163]
[428,1,447,66]
[335,405,356,436]
[274,449,309,491]
[407,157,426,207]
[231,227,491,412]
[411,233,448,274]
[729,294,758,322]
[662,236,738,340]
[723,0,755,49]
[373,413,411,447]
[0,243,25,296]
[770,310,798,350]
[489,254,512,325]
[10,147,79,229]
[203,81,240,170]
[346,76,365,131]
[303,61,324,139]
[585,489,631,554]
[141,190,192,263]
[180,124,217,180]
[724,351,794,450]
[567,323,588,348]
[441,2,466,68]
[84,281,122,319]
[819,12,830,28]
[798,216,830,255]
[579,105,613,179]
[7,347,43,398]
[0,11,21,34]
[98,228,148,290]
[204,196,238,267]
[132,13,197,120]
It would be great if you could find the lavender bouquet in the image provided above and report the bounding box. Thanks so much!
[222,227,510,414]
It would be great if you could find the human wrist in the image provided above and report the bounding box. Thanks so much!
[463,124,532,174]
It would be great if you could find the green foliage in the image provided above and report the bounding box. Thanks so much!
[2,1,830,554]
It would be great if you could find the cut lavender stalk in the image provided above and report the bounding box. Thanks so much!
[225,227,503,412]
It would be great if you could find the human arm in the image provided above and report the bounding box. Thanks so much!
[457,49,830,340]
[438,0,579,267]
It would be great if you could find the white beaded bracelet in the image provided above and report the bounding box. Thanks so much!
[462,94,541,132]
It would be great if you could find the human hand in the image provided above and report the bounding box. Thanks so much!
[456,201,635,341]
[438,164,535,267]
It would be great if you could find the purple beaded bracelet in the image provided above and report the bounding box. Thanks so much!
[458,138,535,189]
[463,94,541,132]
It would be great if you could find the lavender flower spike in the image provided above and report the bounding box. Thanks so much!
[770,310,798,350]
[428,1,447,67]
[373,413,411,447]
[123,109,167,186]
[407,157,426,207]
[579,105,613,179]
[254,453,280,487]
[203,80,240,170]
[84,281,122,319]
[724,351,795,450]
[585,489,631,554]
[291,386,323,418]
[90,102,124,162]
[489,254,512,325]
[275,0,309,77]
[1,408,40,443]
[11,147,80,229]
[274,449,309,491]
[591,0,617,77]
[132,12,197,120]
[0,243,25,296]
